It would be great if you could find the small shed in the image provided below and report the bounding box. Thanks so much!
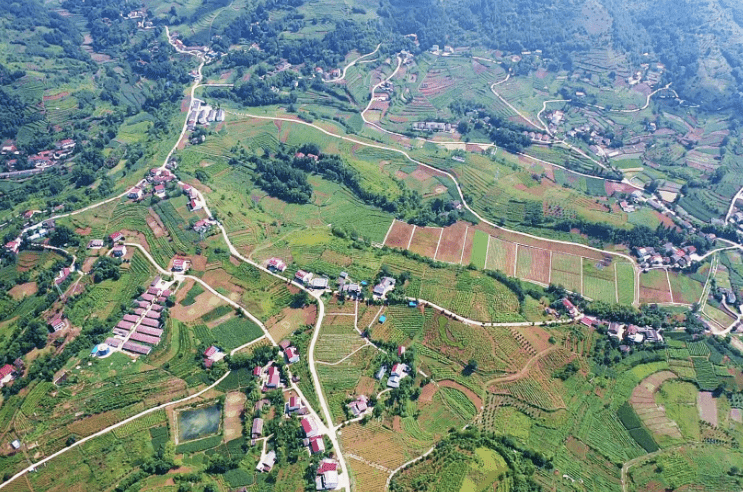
[378,315,386,324]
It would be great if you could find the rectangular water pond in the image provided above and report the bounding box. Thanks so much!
[178,404,221,442]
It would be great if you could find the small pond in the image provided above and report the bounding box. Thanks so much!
[178,404,221,442]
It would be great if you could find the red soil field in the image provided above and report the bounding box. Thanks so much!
[475,222,606,261]
[434,221,469,264]
[639,287,673,304]
[520,246,551,284]
[460,226,476,265]
[383,220,415,249]
[408,226,442,258]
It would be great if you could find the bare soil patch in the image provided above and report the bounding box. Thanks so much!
[460,226,476,265]
[355,376,377,398]
[520,246,551,284]
[267,305,317,341]
[408,226,442,258]
[190,255,208,272]
[202,269,245,302]
[224,392,247,442]
[147,210,167,238]
[384,220,415,249]
[639,287,673,304]
[418,383,436,404]
[8,282,37,300]
[75,226,92,236]
[697,391,718,427]
[171,289,227,322]
[434,221,468,264]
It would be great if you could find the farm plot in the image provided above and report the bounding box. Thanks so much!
[640,270,673,304]
[470,230,489,269]
[629,371,683,441]
[582,260,617,303]
[616,261,636,305]
[515,245,551,284]
[315,325,367,364]
[485,236,517,275]
[434,221,468,264]
[223,392,247,442]
[668,271,704,305]
[383,219,415,249]
[408,226,443,258]
[550,252,582,292]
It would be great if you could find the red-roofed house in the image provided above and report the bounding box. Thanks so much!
[188,199,202,211]
[285,346,299,364]
[309,436,325,454]
[562,298,579,317]
[266,366,280,388]
[1,142,18,155]
[317,460,337,474]
[294,270,312,284]
[0,364,14,385]
[301,417,319,437]
[109,231,124,243]
[204,346,218,358]
[398,346,406,357]
[253,366,262,377]
[267,257,287,272]
[172,258,186,272]
[55,139,76,151]
[287,396,302,412]
[55,268,71,286]
[154,184,166,197]
[4,237,21,254]
[49,315,67,332]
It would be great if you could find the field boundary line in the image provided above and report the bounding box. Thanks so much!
[548,251,553,285]
[432,227,444,261]
[513,244,519,277]
[406,225,416,249]
[580,257,584,295]
[381,219,395,246]
[615,262,619,303]
[666,269,674,304]
[459,225,469,265]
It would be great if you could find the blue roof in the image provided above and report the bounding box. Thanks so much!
[361,281,368,286]
[378,315,386,323]
[408,301,417,307]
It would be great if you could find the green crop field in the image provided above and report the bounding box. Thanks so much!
[616,261,636,305]
[470,230,489,269]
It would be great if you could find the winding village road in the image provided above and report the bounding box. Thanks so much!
[1,33,737,492]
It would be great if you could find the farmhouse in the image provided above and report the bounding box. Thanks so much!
[287,396,302,413]
[373,277,396,298]
[252,418,264,438]
[347,395,369,417]
[54,268,71,286]
[267,257,287,272]
[112,245,127,258]
[608,322,625,340]
[561,298,579,318]
[309,436,325,454]
[256,450,276,472]
[285,346,300,364]
[154,184,166,198]
[301,417,320,438]
[0,364,15,386]
[412,121,452,132]
[127,187,143,200]
[48,315,66,332]
[295,270,313,284]
[193,219,213,233]
[4,237,21,254]
[316,460,339,490]
[1,142,18,155]
[87,239,104,249]
[172,258,187,272]
[310,277,329,290]
[341,282,362,297]
[188,199,202,211]
[387,363,408,388]
[375,366,387,380]
[109,231,125,243]
[266,366,280,388]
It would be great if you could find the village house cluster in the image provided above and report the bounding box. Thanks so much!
[635,243,698,270]
[186,99,225,131]
[1,138,76,172]
[582,316,664,353]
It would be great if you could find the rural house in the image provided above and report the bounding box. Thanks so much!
[251,418,264,439]
[301,417,320,438]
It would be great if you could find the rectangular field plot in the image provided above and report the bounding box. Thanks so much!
[470,230,489,269]
[434,221,468,264]
[384,219,415,249]
[583,276,617,303]
[616,262,636,305]
[668,271,704,305]
[551,269,581,293]
[551,252,581,274]
[408,226,443,258]
[485,237,517,275]
[639,270,672,304]
[460,226,476,266]
[515,246,550,284]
